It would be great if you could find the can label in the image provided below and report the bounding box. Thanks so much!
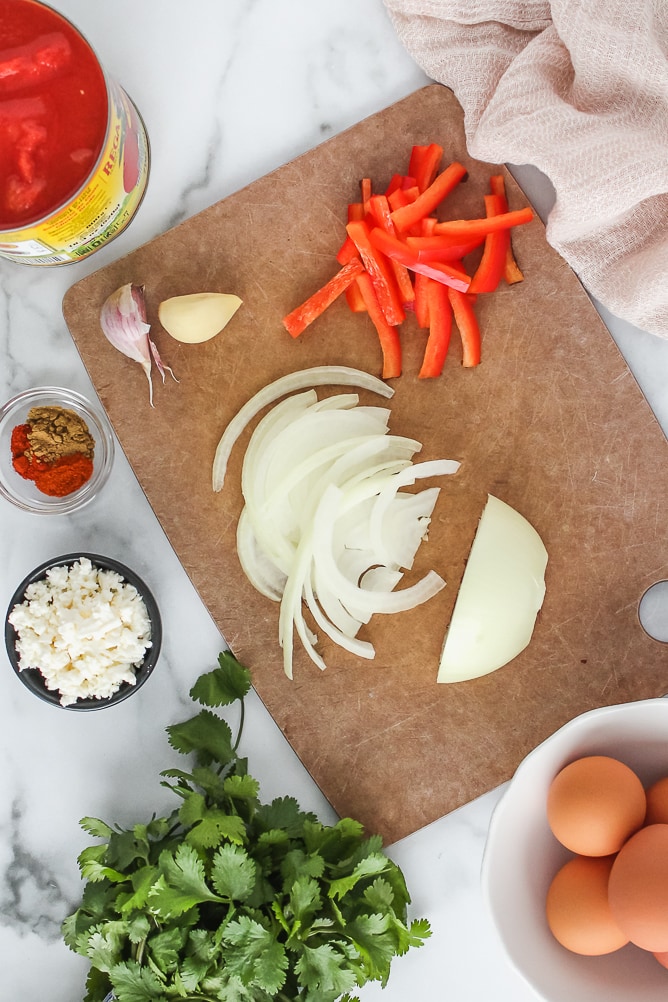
[0,77,149,265]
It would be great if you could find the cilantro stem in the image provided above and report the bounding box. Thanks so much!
[232,695,245,753]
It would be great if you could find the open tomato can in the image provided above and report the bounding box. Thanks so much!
[0,0,150,265]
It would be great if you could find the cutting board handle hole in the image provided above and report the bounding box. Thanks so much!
[638,581,668,643]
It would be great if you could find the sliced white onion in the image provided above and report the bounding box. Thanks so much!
[224,379,459,677]
[212,365,394,491]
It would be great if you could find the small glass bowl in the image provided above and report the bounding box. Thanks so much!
[5,552,162,711]
[0,386,115,514]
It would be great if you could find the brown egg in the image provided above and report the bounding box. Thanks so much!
[547,755,646,856]
[645,776,668,825]
[653,950,668,970]
[608,824,668,952]
[546,854,629,955]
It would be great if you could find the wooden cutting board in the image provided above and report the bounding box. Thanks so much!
[63,84,668,844]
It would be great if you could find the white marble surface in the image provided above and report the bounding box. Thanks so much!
[2,3,668,1000]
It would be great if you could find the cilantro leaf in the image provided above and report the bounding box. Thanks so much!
[281,847,325,887]
[178,791,206,827]
[110,960,168,1002]
[80,817,113,839]
[190,651,252,707]
[211,843,257,901]
[185,810,247,850]
[83,964,112,1002]
[328,852,390,901]
[85,923,126,973]
[345,913,397,983]
[146,926,187,972]
[149,845,221,917]
[167,709,234,765]
[222,915,288,993]
[116,866,159,917]
[286,874,321,926]
[223,773,260,804]
[255,796,314,836]
[294,943,359,998]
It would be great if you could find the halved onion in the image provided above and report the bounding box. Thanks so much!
[212,365,394,491]
[437,494,548,683]
[219,375,460,678]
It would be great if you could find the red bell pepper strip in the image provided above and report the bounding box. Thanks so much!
[448,288,481,367]
[419,280,452,378]
[368,226,471,293]
[414,273,431,329]
[406,234,485,262]
[367,194,415,306]
[345,219,406,326]
[504,247,525,285]
[433,205,534,239]
[390,161,468,232]
[488,174,526,285]
[345,278,367,313]
[360,177,372,211]
[468,194,509,294]
[387,185,420,211]
[385,173,404,197]
[282,256,365,338]
[408,143,444,193]
[336,202,367,264]
[356,271,402,379]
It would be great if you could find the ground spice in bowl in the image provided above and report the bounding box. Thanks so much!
[11,405,95,497]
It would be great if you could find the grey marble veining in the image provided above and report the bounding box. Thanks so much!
[1,2,667,1001]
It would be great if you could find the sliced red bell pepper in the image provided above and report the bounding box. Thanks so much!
[387,185,420,212]
[345,278,367,313]
[433,205,534,240]
[356,271,402,379]
[390,161,468,232]
[503,247,525,285]
[488,174,526,285]
[448,288,481,367]
[368,226,471,293]
[283,256,365,338]
[335,201,367,264]
[385,173,404,197]
[345,219,406,326]
[360,177,372,211]
[408,143,444,193]
[406,234,485,262]
[419,280,452,378]
[468,193,509,294]
[367,194,415,306]
[413,273,430,329]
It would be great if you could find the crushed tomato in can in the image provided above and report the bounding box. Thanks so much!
[0,0,149,265]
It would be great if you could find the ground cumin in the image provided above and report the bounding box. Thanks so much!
[26,406,95,462]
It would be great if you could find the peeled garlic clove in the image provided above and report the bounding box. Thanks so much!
[158,292,242,343]
[99,283,176,406]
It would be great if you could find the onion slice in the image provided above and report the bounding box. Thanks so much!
[212,365,394,491]
[221,374,460,678]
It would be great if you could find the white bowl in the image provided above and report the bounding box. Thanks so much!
[481,699,668,1002]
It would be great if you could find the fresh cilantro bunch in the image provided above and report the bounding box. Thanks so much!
[63,652,430,1002]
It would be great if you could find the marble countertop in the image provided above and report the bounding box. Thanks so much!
[2,3,668,1000]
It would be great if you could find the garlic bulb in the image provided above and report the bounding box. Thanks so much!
[99,283,177,406]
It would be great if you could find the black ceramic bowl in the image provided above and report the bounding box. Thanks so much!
[5,552,162,710]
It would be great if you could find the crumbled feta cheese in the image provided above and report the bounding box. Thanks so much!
[8,557,153,706]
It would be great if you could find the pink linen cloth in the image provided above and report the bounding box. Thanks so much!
[383,0,668,338]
